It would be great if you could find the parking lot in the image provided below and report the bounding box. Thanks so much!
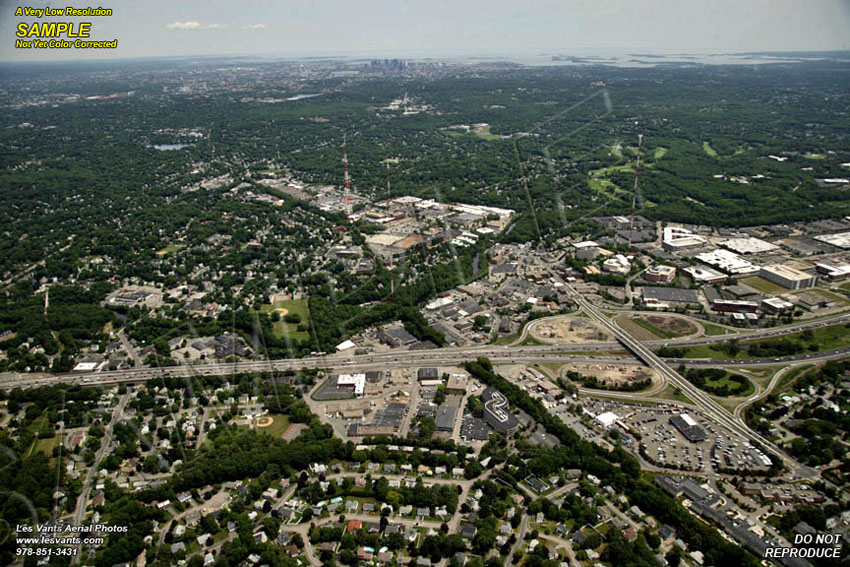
[574,399,772,474]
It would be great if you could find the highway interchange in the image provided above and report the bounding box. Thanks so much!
[2,289,848,482]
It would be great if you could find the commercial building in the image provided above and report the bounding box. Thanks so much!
[761,297,794,313]
[640,286,700,305]
[602,254,631,275]
[435,405,458,432]
[683,266,727,285]
[481,387,519,434]
[759,265,817,290]
[695,249,759,276]
[644,265,676,283]
[815,263,850,281]
[712,299,759,313]
[417,368,439,381]
[669,414,707,443]
[337,374,366,396]
[595,411,619,428]
[814,231,850,249]
[662,227,707,251]
[720,237,779,255]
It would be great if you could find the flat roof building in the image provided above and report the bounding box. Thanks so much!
[761,297,794,313]
[481,387,519,434]
[669,414,707,443]
[759,265,817,290]
[695,249,759,276]
[435,405,458,432]
[683,266,727,284]
[720,237,779,255]
[644,265,676,283]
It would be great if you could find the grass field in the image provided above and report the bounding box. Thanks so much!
[654,147,668,160]
[618,317,662,340]
[671,322,850,359]
[741,276,786,295]
[630,316,690,339]
[703,373,755,398]
[703,141,718,158]
[257,414,291,438]
[701,322,737,336]
[259,299,310,341]
[657,385,694,405]
[155,244,182,256]
[519,335,545,346]
[31,435,60,457]
[774,364,814,394]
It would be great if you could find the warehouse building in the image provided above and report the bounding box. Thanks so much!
[759,265,817,290]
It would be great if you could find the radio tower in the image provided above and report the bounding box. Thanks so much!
[628,132,644,247]
[386,162,391,200]
[342,135,351,212]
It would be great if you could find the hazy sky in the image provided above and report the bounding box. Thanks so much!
[2,0,850,62]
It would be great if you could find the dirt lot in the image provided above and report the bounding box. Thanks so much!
[562,362,661,390]
[530,316,613,344]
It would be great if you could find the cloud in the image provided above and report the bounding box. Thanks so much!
[242,23,267,30]
[166,21,226,31]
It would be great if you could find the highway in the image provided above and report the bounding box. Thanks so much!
[557,279,818,479]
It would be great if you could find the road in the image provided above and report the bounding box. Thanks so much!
[72,391,131,563]
[557,277,817,479]
[3,335,850,393]
[117,329,143,368]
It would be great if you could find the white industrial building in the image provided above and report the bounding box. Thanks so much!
[662,226,706,251]
[595,411,619,428]
[602,254,631,275]
[683,266,727,284]
[695,249,759,276]
[814,232,850,249]
[815,263,850,281]
[337,373,366,395]
[720,237,779,255]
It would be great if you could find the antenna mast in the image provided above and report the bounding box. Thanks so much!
[628,132,644,247]
[342,135,351,211]
[386,162,391,200]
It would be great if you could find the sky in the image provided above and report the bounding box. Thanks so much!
[2,0,850,62]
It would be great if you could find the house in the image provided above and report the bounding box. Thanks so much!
[170,543,186,554]
[347,520,362,532]
[461,524,477,539]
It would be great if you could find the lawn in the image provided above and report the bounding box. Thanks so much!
[657,385,695,405]
[775,364,814,394]
[653,147,668,160]
[588,178,629,201]
[259,299,311,341]
[740,276,786,295]
[703,373,754,398]
[26,434,60,459]
[701,322,737,336]
[671,322,850,359]
[703,141,718,158]
[256,414,291,438]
